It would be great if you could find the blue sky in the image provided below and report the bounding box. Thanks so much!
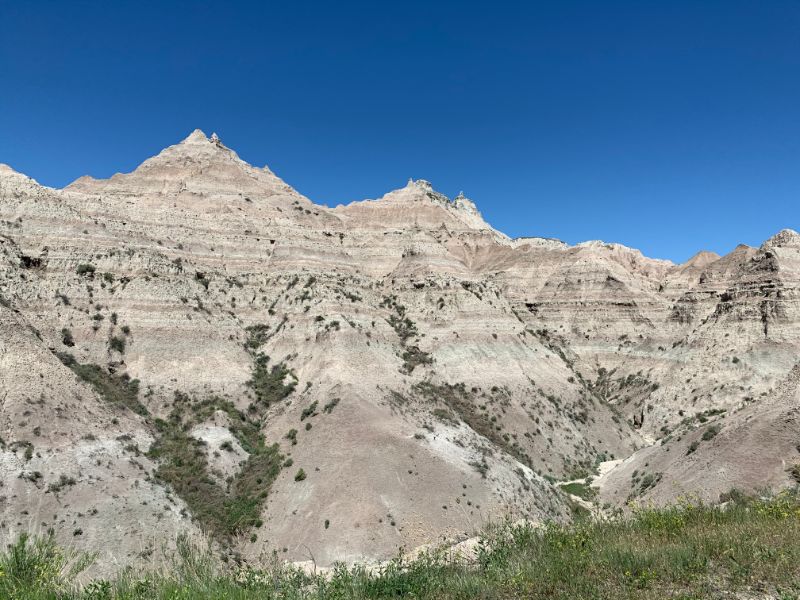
[1,1,798,262]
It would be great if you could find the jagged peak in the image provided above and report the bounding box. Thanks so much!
[408,178,433,190]
[763,228,800,249]
[63,129,302,199]
[453,191,480,215]
[335,178,499,234]
[181,128,209,144]
[398,179,479,214]
[167,129,231,156]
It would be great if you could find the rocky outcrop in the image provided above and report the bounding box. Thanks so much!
[0,130,797,573]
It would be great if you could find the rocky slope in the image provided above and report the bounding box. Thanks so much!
[0,130,797,573]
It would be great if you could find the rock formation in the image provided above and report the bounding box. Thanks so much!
[0,130,797,573]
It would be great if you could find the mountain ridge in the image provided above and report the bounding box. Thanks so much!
[0,130,797,576]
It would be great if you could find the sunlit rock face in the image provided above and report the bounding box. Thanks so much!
[0,130,797,574]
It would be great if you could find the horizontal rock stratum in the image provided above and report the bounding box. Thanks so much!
[0,130,798,574]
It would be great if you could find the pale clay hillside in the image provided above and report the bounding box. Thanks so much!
[0,130,798,575]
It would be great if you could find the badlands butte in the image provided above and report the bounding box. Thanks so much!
[0,129,798,573]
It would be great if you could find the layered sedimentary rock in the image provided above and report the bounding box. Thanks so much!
[0,130,797,572]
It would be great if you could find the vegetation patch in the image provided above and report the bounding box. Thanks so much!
[401,345,434,374]
[146,352,296,541]
[148,392,283,542]
[300,401,318,421]
[75,263,95,276]
[701,424,721,441]
[55,352,148,416]
[382,296,433,373]
[558,481,597,501]
[108,335,126,353]
[629,470,663,499]
[414,382,532,467]
[247,354,297,410]
[244,324,271,350]
[322,398,340,414]
[46,474,77,494]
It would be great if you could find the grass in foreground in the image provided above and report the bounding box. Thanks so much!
[3,492,800,599]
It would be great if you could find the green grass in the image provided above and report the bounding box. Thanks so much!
[4,492,800,599]
[559,481,597,501]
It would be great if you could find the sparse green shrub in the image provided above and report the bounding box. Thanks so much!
[285,429,298,445]
[702,424,721,441]
[108,336,126,353]
[76,263,96,276]
[55,352,147,416]
[432,407,457,425]
[294,468,306,482]
[46,474,77,494]
[387,312,417,342]
[414,381,531,467]
[300,401,318,420]
[401,345,433,374]
[248,354,296,409]
[469,458,489,478]
[244,324,271,350]
[195,271,210,290]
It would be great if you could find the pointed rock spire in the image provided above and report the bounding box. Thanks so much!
[181,129,210,144]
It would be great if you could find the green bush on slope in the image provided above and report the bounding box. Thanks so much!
[148,392,283,541]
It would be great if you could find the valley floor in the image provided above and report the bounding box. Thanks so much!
[3,492,800,600]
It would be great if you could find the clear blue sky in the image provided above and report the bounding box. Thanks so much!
[1,1,798,262]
